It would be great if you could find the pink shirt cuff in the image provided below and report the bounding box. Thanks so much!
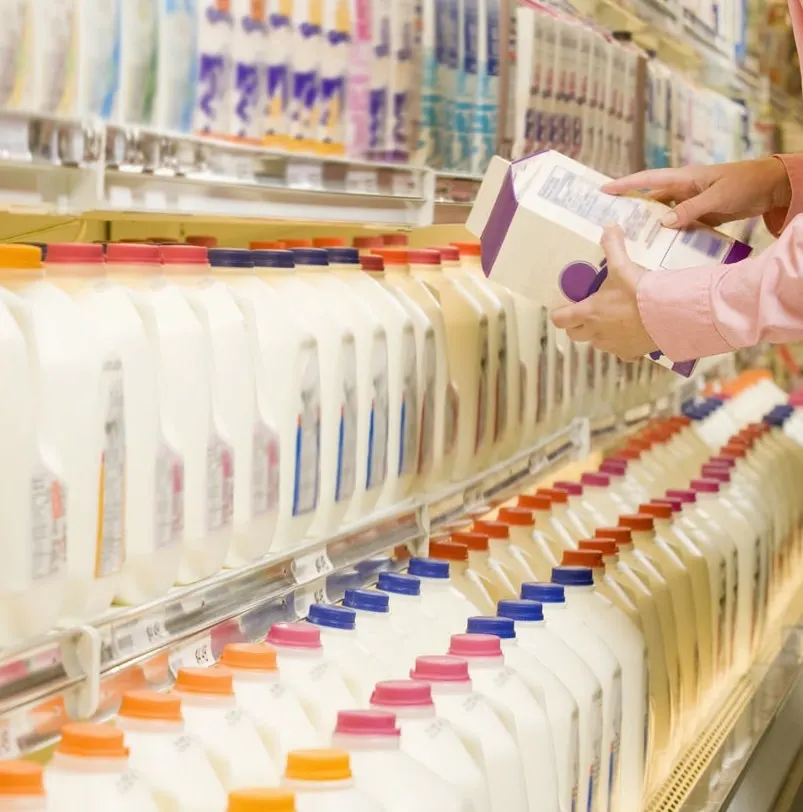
[763,154,803,236]
[637,265,735,362]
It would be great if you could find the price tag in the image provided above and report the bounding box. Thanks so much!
[169,634,214,676]
[345,168,380,194]
[392,173,421,198]
[291,548,334,583]
[286,160,324,190]
[115,614,168,657]
[0,712,28,759]
[0,116,29,159]
[294,580,329,619]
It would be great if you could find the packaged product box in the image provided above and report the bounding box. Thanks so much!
[230,0,267,140]
[194,0,234,135]
[318,0,351,153]
[367,0,392,160]
[465,150,753,376]
[386,0,415,162]
[413,0,441,165]
[287,0,323,147]
[153,0,198,133]
[264,0,293,145]
[347,0,375,159]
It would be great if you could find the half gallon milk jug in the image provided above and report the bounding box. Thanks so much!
[0,244,118,620]
[332,710,470,811]
[447,634,561,812]
[219,644,321,762]
[305,605,389,704]
[0,245,65,644]
[325,247,418,507]
[342,589,411,676]
[0,761,48,812]
[105,243,228,584]
[248,250,353,539]
[171,668,279,790]
[115,690,227,811]
[45,724,159,812]
[410,656,530,812]
[266,623,357,735]
[370,680,492,812]
[281,750,385,812]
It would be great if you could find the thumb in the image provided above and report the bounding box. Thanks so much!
[600,225,630,272]
[660,185,721,228]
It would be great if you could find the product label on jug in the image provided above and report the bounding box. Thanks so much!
[495,315,508,441]
[417,331,437,476]
[609,670,623,812]
[96,358,126,577]
[367,336,390,490]
[475,320,489,451]
[293,347,321,516]
[206,433,234,533]
[398,328,419,476]
[589,689,603,812]
[155,440,184,548]
[336,340,358,503]
[30,465,67,581]
[252,418,280,517]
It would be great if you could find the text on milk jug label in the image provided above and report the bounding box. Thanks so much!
[155,439,184,549]
[367,335,390,490]
[96,358,126,578]
[417,331,437,475]
[293,346,321,516]
[30,464,67,581]
[252,418,280,517]
[206,433,234,533]
[609,670,623,810]
[475,319,489,451]
[336,339,358,503]
[398,328,419,476]
[494,315,509,441]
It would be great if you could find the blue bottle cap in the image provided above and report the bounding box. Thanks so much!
[497,599,544,622]
[377,572,421,596]
[343,589,390,613]
[408,558,449,580]
[290,247,328,266]
[307,603,356,631]
[466,616,516,640]
[521,583,566,603]
[251,249,295,268]
[325,247,360,265]
[551,566,594,587]
[208,248,253,268]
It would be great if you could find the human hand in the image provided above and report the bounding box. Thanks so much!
[551,226,657,361]
[602,157,791,229]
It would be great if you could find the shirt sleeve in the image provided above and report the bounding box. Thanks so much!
[763,153,803,236]
[637,214,803,362]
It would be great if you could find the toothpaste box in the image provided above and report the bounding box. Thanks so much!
[465,150,753,376]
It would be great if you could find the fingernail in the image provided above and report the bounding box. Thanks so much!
[661,212,679,227]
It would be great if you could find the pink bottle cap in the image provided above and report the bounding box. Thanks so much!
[160,245,208,264]
[602,456,629,470]
[701,466,730,483]
[653,498,682,513]
[691,479,720,494]
[407,249,441,265]
[666,489,697,503]
[266,623,322,650]
[707,456,736,469]
[45,243,104,263]
[410,656,471,684]
[581,473,610,487]
[370,681,434,709]
[447,634,503,659]
[599,462,626,477]
[334,710,400,738]
[553,481,583,495]
[105,243,161,264]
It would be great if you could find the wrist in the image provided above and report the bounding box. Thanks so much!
[769,156,793,210]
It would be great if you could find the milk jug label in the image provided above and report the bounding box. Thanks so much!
[155,440,184,549]
[367,335,390,490]
[206,433,234,533]
[252,418,280,517]
[398,327,419,476]
[609,670,623,812]
[30,465,67,581]
[475,320,489,451]
[336,340,358,503]
[293,347,321,516]
[96,358,126,578]
[417,331,437,475]
[444,381,459,458]
[494,315,509,441]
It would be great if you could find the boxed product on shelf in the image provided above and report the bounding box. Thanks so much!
[194,0,234,135]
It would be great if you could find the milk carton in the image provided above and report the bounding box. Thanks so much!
[346,0,372,158]
[229,0,267,140]
[367,0,392,160]
[288,0,323,146]
[466,150,753,377]
[265,0,293,145]
[0,0,31,112]
[318,0,351,152]
[438,0,461,168]
[113,0,158,125]
[194,0,234,135]
[386,0,415,162]
[153,0,198,132]
[414,0,440,165]
[469,0,500,174]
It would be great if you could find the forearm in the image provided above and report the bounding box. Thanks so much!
[764,154,803,235]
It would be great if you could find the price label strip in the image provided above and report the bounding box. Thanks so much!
[114,613,169,658]
[291,548,335,583]
[168,634,214,677]
[294,578,329,619]
[345,169,380,195]
[286,160,324,190]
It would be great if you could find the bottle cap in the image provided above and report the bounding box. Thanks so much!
[105,243,161,264]
[428,540,469,562]
[267,623,323,650]
[381,234,408,246]
[45,243,104,264]
[334,710,400,738]
[497,507,535,526]
[289,248,328,266]
[652,498,682,513]
[0,761,45,797]
[472,520,510,539]
[450,531,489,551]
[579,539,618,556]
[249,240,286,249]
[707,456,736,469]
[596,527,633,543]
[449,241,481,256]
[174,667,234,697]
[430,245,460,261]
[691,478,720,494]
[448,633,503,658]
[407,248,441,265]
[581,472,610,487]
[219,643,279,672]
[282,239,313,248]
[325,247,359,265]
[161,245,208,264]
[638,503,673,520]
[285,750,351,782]
[600,459,627,475]
[343,589,390,614]
[466,616,516,640]
[516,494,552,511]
[118,690,183,722]
[376,572,421,596]
[534,488,569,504]
[186,236,218,248]
[359,254,384,272]
[521,582,565,603]
[207,248,252,268]
[666,488,697,503]
[552,566,594,587]
[252,249,295,268]
[553,481,583,495]
[228,789,296,811]
[371,680,435,708]
[370,248,408,265]
[410,655,471,683]
[616,447,642,461]
[56,723,129,759]
[408,558,449,579]
[701,465,730,483]
[312,237,346,248]
[619,514,655,532]
[497,599,544,622]
[562,550,603,568]
[353,235,384,249]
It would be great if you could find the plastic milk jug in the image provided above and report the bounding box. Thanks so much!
[428,539,497,614]
[450,530,520,603]
[0,761,48,812]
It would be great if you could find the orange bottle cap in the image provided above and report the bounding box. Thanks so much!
[619,514,655,532]
[56,723,129,759]
[449,241,481,256]
[533,488,568,504]
[282,239,313,248]
[562,550,603,568]
[0,244,42,269]
[220,644,279,673]
[312,237,346,248]
[174,667,234,697]
[371,248,409,264]
[285,750,351,782]
[497,507,535,527]
[515,494,552,511]
[250,240,286,250]
[639,502,673,520]
[579,539,618,556]
[119,690,183,723]
[596,527,633,544]
[428,540,469,562]
[228,789,296,811]
[0,761,45,796]
[472,520,509,539]
[450,531,490,552]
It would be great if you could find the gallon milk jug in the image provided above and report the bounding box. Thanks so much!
[46,242,181,606]
[0,245,65,644]
[105,243,227,585]
[0,761,47,812]
[332,710,470,812]
[409,249,490,477]
[495,501,563,582]
[497,599,605,812]
[1,244,119,620]
[171,667,279,790]
[553,480,610,534]
[410,656,530,812]
[44,723,159,812]
[427,540,497,614]
[342,589,411,676]
[450,530,519,603]
[447,634,561,812]
[599,459,650,509]
[528,489,590,544]
[464,616,580,812]
[579,474,627,527]
[305,604,390,704]
[115,690,227,811]
[551,567,646,812]
[219,644,321,762]
[250,249,356,538]
[266,623,357,734]
[370,680,492,812]
[226,788,296,811]
[375,571,444,651]
[326,247,418,507]
[282,750,385,812]
[169,247,265,565]
[472,518,539,587]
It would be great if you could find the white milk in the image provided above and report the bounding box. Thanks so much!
[370,680,492,812]
[45,243,181,606]
[579,473,627,526]
[479,510,540,585]
[113,0,158,125]
[266,623,357,735]
[250,249,356,539]
[332,709,469,812]
[375,571,447,655]
[229,0,267,139]
[498,599,605,812]
[1,245,119,620]
[305,603,390,704]
[194,0,234,134]
[219,643,321,763]
[105,243,229,585]
[0,760,48,812]
[153,0,197,131]
[45,723,159,812]
[448,633,561,812]
[410,656,530,812]
[287,0,324,146]
[0,246,65,645]
[529,488,591,543]
[115,690,228,812]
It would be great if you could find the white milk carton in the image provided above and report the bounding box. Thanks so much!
[367,0,392,160]
[469,0,500,174]
[229,0,267,139]
[264,0,293,145]
[414,0,440,165]
[346,0,373,158]
[194,0,234,134]
[386,0,415,162]
[318,0,351,152]
[288,0,323,146]
[153,0,198,132]
[465,150,753,376]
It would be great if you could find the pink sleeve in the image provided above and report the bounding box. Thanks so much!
[637,214,803,362]
[763,154,803,236]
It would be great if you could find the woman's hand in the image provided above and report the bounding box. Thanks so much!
[602,157,792,229]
